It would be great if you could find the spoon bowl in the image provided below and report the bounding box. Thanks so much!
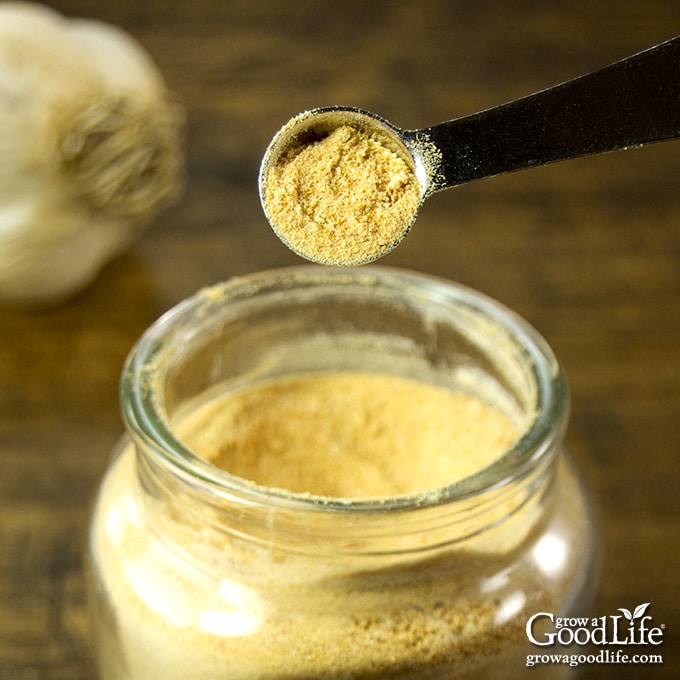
[259,107,427,265]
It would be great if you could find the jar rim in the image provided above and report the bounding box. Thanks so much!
[121,265,569,514]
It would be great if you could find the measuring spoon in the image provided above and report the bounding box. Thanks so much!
[259,35,680,265]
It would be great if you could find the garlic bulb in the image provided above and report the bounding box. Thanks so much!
[0,2,184,304]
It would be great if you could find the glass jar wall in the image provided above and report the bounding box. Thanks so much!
[86,266,600,679]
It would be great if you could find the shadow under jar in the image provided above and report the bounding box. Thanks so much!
[86,266,600,679]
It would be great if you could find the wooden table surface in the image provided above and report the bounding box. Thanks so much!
[1,1,679,678]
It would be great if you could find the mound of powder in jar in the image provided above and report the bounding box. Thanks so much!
[175,371,518,499]
[262,125,421,266]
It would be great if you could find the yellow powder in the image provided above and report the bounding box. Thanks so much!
[90,371,588,679]
[177,372,518,498]
[263,125,422,265]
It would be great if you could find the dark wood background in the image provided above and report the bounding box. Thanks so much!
[1,1,679,678]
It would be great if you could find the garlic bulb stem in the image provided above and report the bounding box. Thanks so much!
[61,96,184,220]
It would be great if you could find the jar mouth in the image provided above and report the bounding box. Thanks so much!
[122,265,568,513]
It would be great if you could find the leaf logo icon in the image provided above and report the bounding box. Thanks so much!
[633,603,650,619]
[618,603,650,621]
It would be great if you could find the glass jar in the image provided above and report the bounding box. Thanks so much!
[86,266,600,679]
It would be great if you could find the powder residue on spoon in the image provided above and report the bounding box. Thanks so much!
[176,371,518,499]
[262,125,422,266]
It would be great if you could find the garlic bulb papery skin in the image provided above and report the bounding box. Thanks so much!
[0,2,185,305]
